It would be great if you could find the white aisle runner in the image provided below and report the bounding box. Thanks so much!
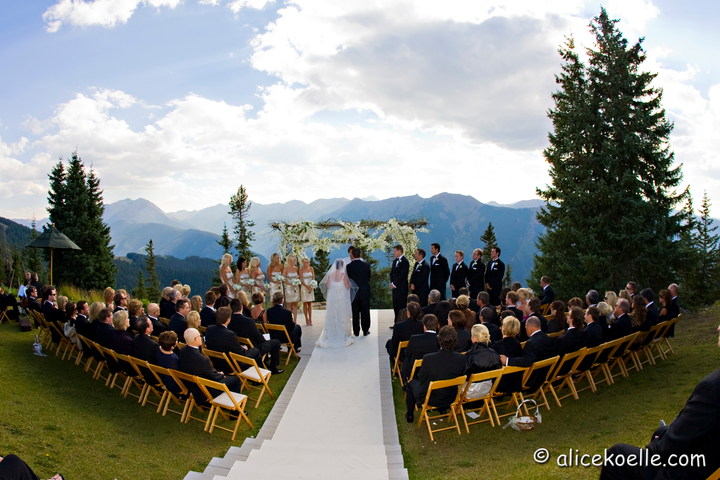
[189,309,407,480]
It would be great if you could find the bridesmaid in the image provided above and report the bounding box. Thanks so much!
[266,253,284,300]
[234,257,250,296]
[249,257,267,295]
[219,253,236,298]
[299,257,315,326]
[283,254,300,321]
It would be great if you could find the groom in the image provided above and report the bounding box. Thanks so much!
[346,246,371,336]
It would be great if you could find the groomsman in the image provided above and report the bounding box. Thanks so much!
[429,243,450,299]
[466,248,485,305]
[389,245,410,316]
[485,246,505,306]
[410,248,430,306]
[449,250,468,299]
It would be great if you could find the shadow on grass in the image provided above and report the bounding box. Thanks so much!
[0,322,298,480]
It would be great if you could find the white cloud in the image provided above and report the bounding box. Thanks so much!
[228,0,274,13]
[43,0,181,32]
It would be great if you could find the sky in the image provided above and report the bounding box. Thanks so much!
[1,0,719,220]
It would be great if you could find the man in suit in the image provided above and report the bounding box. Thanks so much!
[95,308,115,347]
[485,246,505,306]
[205,306,260,370]
[265,292,302,350]
[389,245,410,317]
[386,301,424,361]
[429,243,450,300]
[146,303,167,335]
[25,286,41,312]
[554,313,586,355]
[449,250,468,299]
[600,323,720,480]
[479,306,502,342]
[401,314,440,381]
[641,288,660,328]
[404,326,466,423]
[500,316,555,367]
[346,246,372,336]
[476,292,498,326]
[169,298,190,341]
[666,283,681,337]
[539,276,555,305]
[228,299,283,374]
[130,317,159,363]
[113,292,128,313]
[583,306,604,347]
[74,300,92,338]
[422,290,441,316]
[200,290,217,328]
[410,248,430,307]
[466,248,485,309]
[160,288,178,320]
[41,286,64,343]
[607,298,632,340]
[178,328,241,401]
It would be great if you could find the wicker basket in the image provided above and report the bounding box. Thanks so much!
[503,399,542,431]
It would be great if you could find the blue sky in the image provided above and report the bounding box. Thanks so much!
[1,0,718,219]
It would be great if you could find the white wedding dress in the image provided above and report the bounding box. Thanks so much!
[316,271,355,348]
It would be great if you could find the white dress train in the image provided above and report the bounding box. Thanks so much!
[316,276,354,348]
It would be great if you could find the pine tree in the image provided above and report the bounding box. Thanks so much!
[24,219,44,280]
[531,8,688,299]
[503,264,513,289]
[46,152,116,289]
[134,269,147,300]
[11,247,24,290]
[479,223,498,264]
[229,185,255,260]
[310,248,331,298]
[217,223,233,254]
[144,239,161,302]
[681,192,720,306]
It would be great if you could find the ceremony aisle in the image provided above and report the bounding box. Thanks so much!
[185,309,408,480]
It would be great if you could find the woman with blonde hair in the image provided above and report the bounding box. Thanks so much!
[190,295,202,313]
[110,310,133,354]
[219,253,235,298]
[466,323,502,374]
[455,295,475,326]
[180,284,191,299]
[299,257,316,326]
[249,257,266,295]
[237,290,252,317]
[267,253,284,299]
[604,291,618,309]
[103,287,115,309]
[490,316,523,357]
[88,301,105,322]
[283,254,300,320]
[186,310,201,330]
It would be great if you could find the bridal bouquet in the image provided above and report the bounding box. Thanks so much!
[272,272,284,282]
[264,282,272,290]
[242,278,255,288]
[308,279,318,289]
[290,278,302,286]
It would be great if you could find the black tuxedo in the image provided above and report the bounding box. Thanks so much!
[266,304,302,348]
[402,331,439,380]
[555,327,586,356]
[74,314,91,338]
[177,345,240,400]
[147,315,167,335]
[409,259,430,306]
[664,297,680,337]
[449,261,468,298]
[645,301,660,328]
[429,254,450,299]
[607,313,632,340]
[204,324,260,370]
[485,258,506,305]
[346,258,371,335]
[200,306,216,328]
[508,331,555,368]
[131,334,159,363]
[96,322,115,348]
[386,318,424,360]
[110,329,134,355]
[228,312,281,369]
[481,321,502,343]
[390,255,410,316]
[26,296,41,312]
[466,259,485,300]
[406,349,466,415]
[539,285,555,305]
[169,312,187,341]
[422,302,438,317]
[159,300,176,320]
[583,321,603,347]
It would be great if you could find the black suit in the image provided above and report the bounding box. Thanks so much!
[159,300,176,320]
[507,331,555,368]
[228,312,281,369]
[466,259,485,300]
[539,285,555,305]
[390,255,410,316]
[96,322,115,348]
[449,261,468,298]
[429,254,450,299]
[409,259,430,306]
[583,321,603,347]
[665,297,680,337]
[482,321,502,343]
[346,259,371,335]
[147,315,167,335]
[169,313,187,340]
[405,349,466,415]
[645,301,660,328]
[386,318,424,360]
[485,258,506,305]
[555,327,586,356]
[200,306,216,328]
[177,345,241,400]
[204,324,261,370]
[402,331,439,380]
[131,334,159,363]
[266,304,302,348]
[607,313,632,340]
[74,314,92,338]
[26,296,41,312]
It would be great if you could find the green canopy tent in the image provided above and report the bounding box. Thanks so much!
[26,225,81,285]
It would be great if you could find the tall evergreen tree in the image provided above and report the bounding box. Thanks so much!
[46,152,116,289]
[310,248,331,298]
[144,239,161,302]
[24,220,44,280]
[228,185,255,259]
[681,192,720,306]
[503,264,512,289]
[217,223,233,254]
[479,222,498,264]
[134,269,147,300]
[531,9,688,299]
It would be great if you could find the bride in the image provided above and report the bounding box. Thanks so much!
[316,259,357,348]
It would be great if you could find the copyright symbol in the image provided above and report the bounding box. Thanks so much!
[534,448,550,464]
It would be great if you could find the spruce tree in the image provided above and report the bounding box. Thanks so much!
[681,192,720,306]
[24,220,44,280]
[479,223,498,264]
[134,269,147,300]
[532,8,688,299]
[217,223,233,254]
[310,248,331,298]
[144,239,161,302]
[228,185,255,259]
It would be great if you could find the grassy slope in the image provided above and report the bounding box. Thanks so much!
[394,307,720,480]
[0,323,296,480]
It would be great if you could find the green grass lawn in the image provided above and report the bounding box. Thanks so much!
[394,306,720,480]
[0,322,297,480]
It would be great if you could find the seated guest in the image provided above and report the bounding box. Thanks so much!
[527,297,548,331]
[110,310,133,354]
[178,328,241,399]
[190,295,202,313]
[205,306,260,371]
[250,292,265,321]
[186,310,201,330]
[146,302,167,334]
[228,299,283,374]
[265,292,302,351]
[422,289,441,316]
[465,324,502,374]
[215,284,231,308]
[586,289,600,307]
[504,291,523,320]
[555,308,586,355]
[500,316,555,367]
[596,301,613,338]
[113,291,128,313]
[237,291,252,317]
[200,290,217,327]
[607,298,632,340]
[401,314,440,381]
[386,302,424,360]
[479,306,502,342]
[433,300,451,328]
[547,300,567,333]
[25,285,41,312]
[447,310,472,352]
[103,286,115,310]
[567,297,584,309]
[0,453,64,480]
[127,299,144,335]
[404,326,466,423]
[95,308,115,348]
[475,292,498,326]
[583,306,603,347]
[74,300,91,338]
[604,291,618,309]
[640,288,660,328]
[41,286,64,342]
[630,296,649,331]
[160,288,178,320]
[85,301,106,341]
[169,298,191,340]
[130,316,159,362]
[155,331,181,394]
[491,315,524,357]
[658,289,675,322]
[455,295,475,327]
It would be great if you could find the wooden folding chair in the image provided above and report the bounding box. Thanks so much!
[539,304,551,316]
[114,353,146,400]
[518,355,560,411]
[417,375,466,441]
[489,366,528,424]
[547,330,564,339]
[264,323,300,365]
[625,330,652,372]
[145,363,189,418]
[0,307,11,324]
[159,317,170,326]
[194,376,252,440]
[568,344,605,395]
[409,359,423,382]
[659,316,680,357]
[392,340,409,385]
[169,369,211,425]
[459,368,504,431]
[127,356,164,408]
[644,321,672,364]
[607,332,640,380]
[543,348,587,407]
[47,321,75,360]
[228,351,274,408]
[587,337,624,387]
[202,348,233,375]
[97,345,125,390]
